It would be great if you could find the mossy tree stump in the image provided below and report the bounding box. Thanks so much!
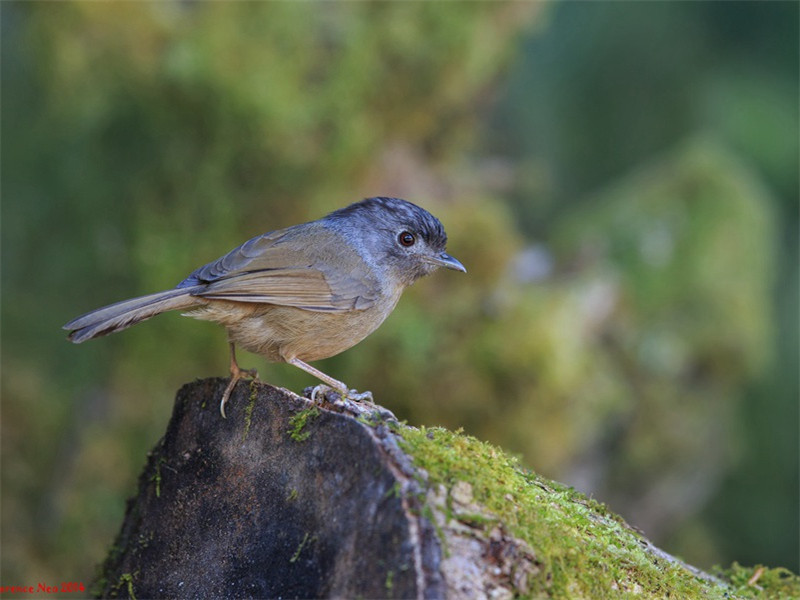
[94,379,799,599]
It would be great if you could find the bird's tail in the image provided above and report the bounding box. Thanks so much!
[63,287,203,343]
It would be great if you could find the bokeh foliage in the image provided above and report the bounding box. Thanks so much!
[484,1,798,571]
[2,0,797,588]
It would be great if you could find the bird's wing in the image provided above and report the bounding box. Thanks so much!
[179,225,378,312]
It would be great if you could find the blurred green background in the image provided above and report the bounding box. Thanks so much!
[2,0,797,588]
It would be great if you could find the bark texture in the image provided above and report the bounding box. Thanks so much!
[95,378,442,599]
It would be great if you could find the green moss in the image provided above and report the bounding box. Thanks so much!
[383,481,402,500]
[149,456,166,498]
[289,532,316,563]
[715,563,800,599]
[455,512,498,528]
[385,569,394,592]
[398,426,799,599]
[288,407,320,442]
[356,413,377,427]
[116,573,136,600]
[286,488,298,501]
[242,380,258,441]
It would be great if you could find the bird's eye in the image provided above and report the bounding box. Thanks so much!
[398,231,416,247]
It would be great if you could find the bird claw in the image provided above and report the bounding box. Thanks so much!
[309,384,334,404]
[346,389,374,404]
[219,368,259,419]
[305,385,373,406]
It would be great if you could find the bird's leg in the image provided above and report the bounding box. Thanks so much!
[220,343,258,418]
[286,357,373,404]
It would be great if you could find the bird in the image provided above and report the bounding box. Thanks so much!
[63,197,466,417]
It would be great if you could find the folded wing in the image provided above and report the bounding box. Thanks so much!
[183,224,377,312]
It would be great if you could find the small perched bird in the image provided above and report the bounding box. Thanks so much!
[64,197,465,416]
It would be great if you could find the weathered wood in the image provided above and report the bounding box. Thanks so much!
[94,378,442,599]
[94,379,800,600]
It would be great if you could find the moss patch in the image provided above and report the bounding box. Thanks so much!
[287,406,320,442]
[385,569,394,592]
[103,572,137,600]
[242,380,258,441]
[398,426,799,599]
[289,532,317,564]
[149,456,167,498]
[714,563,800,599]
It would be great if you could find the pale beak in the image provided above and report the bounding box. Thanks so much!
[425,252,466,273]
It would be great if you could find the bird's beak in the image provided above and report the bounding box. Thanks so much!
[426,252,466,273]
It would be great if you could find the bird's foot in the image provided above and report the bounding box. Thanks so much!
[346,389,374,403]
[220,366,259,419]
[306,384,343,405]
[304,385,373,406]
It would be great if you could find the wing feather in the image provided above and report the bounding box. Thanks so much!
[183,224,378,312]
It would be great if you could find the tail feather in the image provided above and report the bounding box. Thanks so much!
[64,287,203,343]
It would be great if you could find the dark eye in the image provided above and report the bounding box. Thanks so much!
[398,231,416,247]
